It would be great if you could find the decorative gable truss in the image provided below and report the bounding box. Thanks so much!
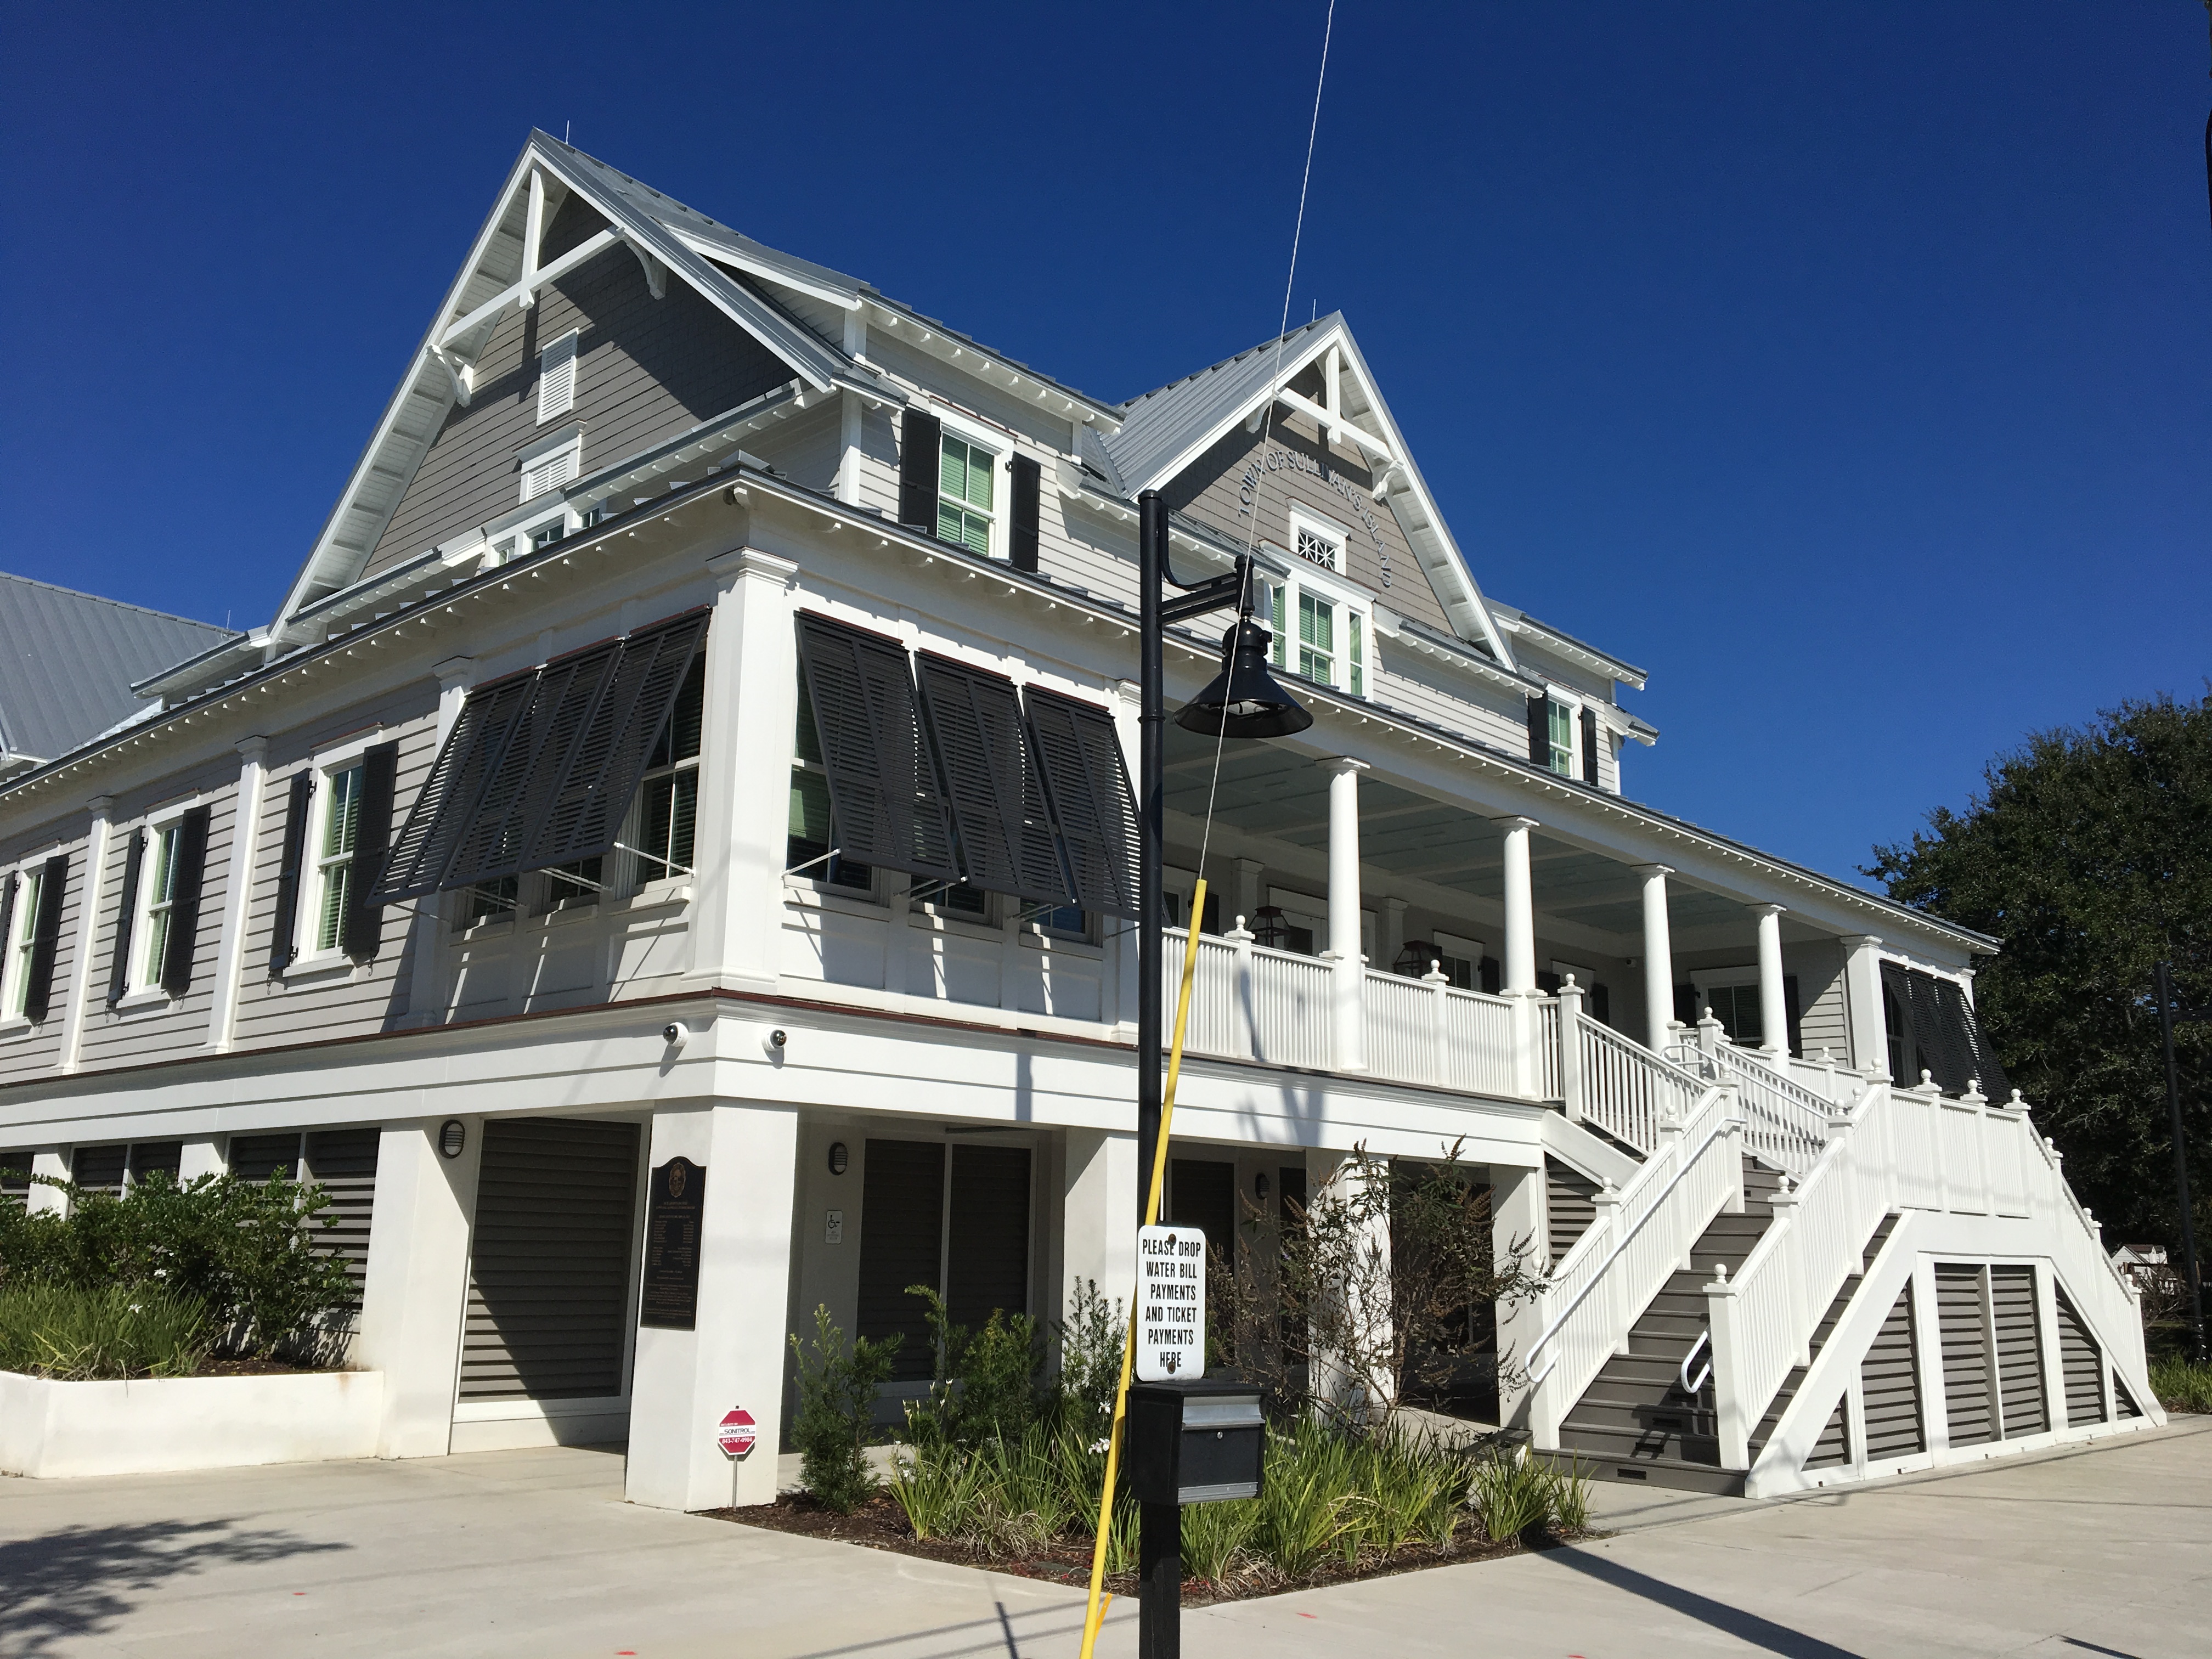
[1104,317,1515,669]
[272,133,859,638]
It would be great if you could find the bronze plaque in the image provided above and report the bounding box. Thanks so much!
[640,1156,706,1329]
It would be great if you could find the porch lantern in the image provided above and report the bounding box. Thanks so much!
[1175,617,1313,739]
[1393,940,1438,978]
[1250,906,1290,949]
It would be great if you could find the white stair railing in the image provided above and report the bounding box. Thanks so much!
[1677,1036,1832,1175]
[1570,1007,1708,1156]
[1526,1081,1739,1447]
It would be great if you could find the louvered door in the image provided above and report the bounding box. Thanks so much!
[946,1144,1031,1335]
[1989,1265,2047,1438]
[2053,1284,2106,1425]
[1859,1282,1925,1461]
[461,1119,641,1402]
[1936,1263,1995,1448]
[856,1139,945,1381]
[307,1128,381,1313]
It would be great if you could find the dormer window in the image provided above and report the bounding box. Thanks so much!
[1547,698,1576,776]
[1267,510,1372,698]
[537,330,578,422]
[937,434,996,555]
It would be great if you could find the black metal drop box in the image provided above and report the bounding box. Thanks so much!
[1126,1378,1266,1504]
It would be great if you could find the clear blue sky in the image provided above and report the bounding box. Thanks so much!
[3,2,2205,889]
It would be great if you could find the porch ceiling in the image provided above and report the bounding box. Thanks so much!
[1159,727,1817,950]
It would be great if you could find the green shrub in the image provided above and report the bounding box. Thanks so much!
[1053,1277,1125,1435]
[902,1284,1043,1449]
[0,1282,211,1379]
[2150,1353,2212,1414]
[1468,1447,1554,1543]
[0,1172,353,1361]
[887,1436,983,1541]
[1180,1489,1263,1585]
[789,1305,900,1513]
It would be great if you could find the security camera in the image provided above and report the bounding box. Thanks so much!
[766,1028,788,1053]
[662,1023,685,1047]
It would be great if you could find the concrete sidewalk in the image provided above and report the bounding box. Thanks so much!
[3,1420,2207,1658]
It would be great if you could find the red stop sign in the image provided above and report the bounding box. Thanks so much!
[716,1407,757,1459]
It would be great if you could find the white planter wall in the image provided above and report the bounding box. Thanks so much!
[0,1368,385,1479]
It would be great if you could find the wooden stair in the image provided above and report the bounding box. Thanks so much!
[1744,1212,1900,1464]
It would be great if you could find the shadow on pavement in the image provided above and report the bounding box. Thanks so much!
[0,1517,349,1658]
[1541,1543,1869,1659]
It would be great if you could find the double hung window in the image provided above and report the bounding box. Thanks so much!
[1267,560,1372,698]
[633,658,704,885]
[138,825,180,989]
[1547,698,1576,777]
[787,676,875,893]
[3,868,41,1018]
[937,435,995,555]
[313,763,364,954]
[1298,591,1335,684]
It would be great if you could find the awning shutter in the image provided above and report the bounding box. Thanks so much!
[1881,962,2005,1097]
[1933,974,2009,1098]
[795,613,958,882]
[372,613,709,902]
[1024,686,1139,920]
[525,613,708,869]
[916,654,1071,907]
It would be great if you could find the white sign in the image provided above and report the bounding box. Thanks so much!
[1136,1224,1208,1381]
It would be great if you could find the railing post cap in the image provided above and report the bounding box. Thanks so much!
[1226,917,1254,943]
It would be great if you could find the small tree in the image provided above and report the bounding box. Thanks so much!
[788,1305,901,1512]
[902,1284,1043,1448]
[1216,1139,1543,1429]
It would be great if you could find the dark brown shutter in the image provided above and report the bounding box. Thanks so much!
[856,1139,945,1382]
[1024,687,1139,920]
[525,612,709,870]
[1784,974,1803,1060]
[946,1144,1031,1331]
[374,672,535,902]
[24,853,67,1022]
[340,745,398,959]
[1938,976,2009,1098]
[1008,454,1041,572]
[916,654,1071,906]
[1579,707,1600,784]
[269,772,313,978]
[794,613,959,881]
[1526,695,1548,766]
[898,409,942,530]
[0,874,16,997]
[160,805,212,994]
[107,829,145,1006]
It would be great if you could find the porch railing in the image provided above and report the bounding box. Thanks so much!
[1670,1034,1831,1176]
[1574,1015,1706,1155]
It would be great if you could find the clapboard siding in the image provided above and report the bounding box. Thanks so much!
[1936,1263,1994,1448]
[1369,647,1547,762]
[363,195,794,582]
[749,398,843,494]
[460,1116,640,1401]
[229,683,441,1048]
[1792,940,1850,1063]
[2053,1284,2106,1425]
[306,1127,381,1313]
[1990,1265,2048,1437]
[1860,1282,1925,1460]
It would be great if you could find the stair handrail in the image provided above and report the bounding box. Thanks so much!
[1574,1012,1709,1156]
[1526,1080,1740,1446]
[1670,1036,1831,1175]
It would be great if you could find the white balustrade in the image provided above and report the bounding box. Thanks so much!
[1363,968,1433,1085]
[1439,988,1517,1096]
[1536,998,1562,1101]
[1578,1017,1706,1156]
[1695,1043,1831,1175]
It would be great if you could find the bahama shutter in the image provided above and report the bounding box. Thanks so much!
[159,805,212,994]
[1024,687,1140,920]
[373,673,537,902]
[898,409,943,530]
[340,744,398,960]
[794,613,959,881]
[1579,707,1600,785]
[1526,695,1548,765]
[269,772,314,977]
[915,654,1071,906]
[1008,454,1041,572]
[106,828,145,1006]
[524,612,709,870]
[1936,975,2009,1098]
[24,853,67,1021]
[856,1139,945,1381]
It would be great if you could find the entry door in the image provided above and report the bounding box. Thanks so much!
[856,1138,1032,1380]
[460,1118,641,1402]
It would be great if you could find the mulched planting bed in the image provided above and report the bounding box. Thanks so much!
[704,1493,1576,1605]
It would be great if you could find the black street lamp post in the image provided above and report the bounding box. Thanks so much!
[1133,488,1307,1659]
[2154,961,2208,1366]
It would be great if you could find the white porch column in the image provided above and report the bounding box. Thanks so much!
[1308,1149,1392,1424]
[1752,904,1788,1058]
[26,1149,70,1216]
[57,795,115,1074]
[628,1098,800,1511]
[1321,758,1369,1072]
[1061,1128,1138,1333]
[1636,863,1675,1052]
[1494,815,1539,1096]
[354,1117,483,1459]
[1232,857,1265,926]
[206,737,268,1051]
[177,1138,224,1182]
[1839,934,1888,1077]
[691,545,799,995]
[1491,1158,1545,1429]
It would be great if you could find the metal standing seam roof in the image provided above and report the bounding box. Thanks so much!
[0,573,234,766]
[1101,314,1340,492]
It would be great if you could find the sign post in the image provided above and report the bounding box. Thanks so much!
[716,1407,757,1459]
[1136,1225,1208,1381]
